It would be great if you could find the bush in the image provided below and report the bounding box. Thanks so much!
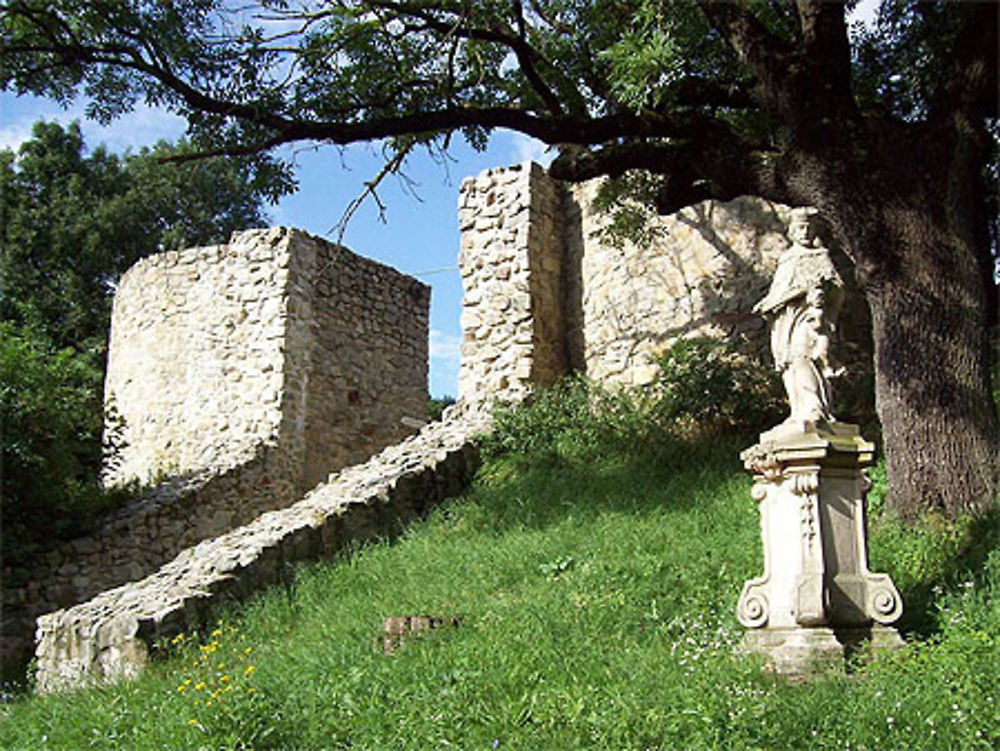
[426,395,456,423]
[0,323,128,565]
[650,337,784,435]
[482,375,660,461]
[484,337,783,462]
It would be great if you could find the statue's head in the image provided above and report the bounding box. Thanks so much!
[788,209,817,247]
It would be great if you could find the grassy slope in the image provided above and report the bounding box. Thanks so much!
[1,436,998,750]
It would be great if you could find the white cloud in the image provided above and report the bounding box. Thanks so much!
[0,92,186,154]
[429,328,462,366]
[429,329,462,398]
[0,119,38,152]
[506,132,554,167]
[88,104,187,152]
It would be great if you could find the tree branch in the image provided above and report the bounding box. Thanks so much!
[672,76,758,109]
[550,135,791,215]
[793,0,853,112]
[5,1,724,154]
[694,0,794,113]
[929,2,998,123]
[362,0,567,116]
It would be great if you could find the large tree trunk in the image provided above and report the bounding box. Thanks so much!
[798,114,999,521]
[855,191,997,520]
[867,271,996,520]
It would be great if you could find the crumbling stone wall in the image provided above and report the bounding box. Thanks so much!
[105,226,428,490]
[302,241,430,483]
[566,185,793,387]
[34,408,488,694]
[19,162,875,691]
[457,164,566,401]
[458,163,870,400]
[2,227,429,672]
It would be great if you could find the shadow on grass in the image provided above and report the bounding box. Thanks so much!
[477,430,1000,647]
[886,506,1000,639]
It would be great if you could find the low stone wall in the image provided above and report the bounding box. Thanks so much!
[3,446,295,670]
[34,407,489,693]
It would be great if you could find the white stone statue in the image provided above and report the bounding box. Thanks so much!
[754,210,844,431]
[737,209,903,676]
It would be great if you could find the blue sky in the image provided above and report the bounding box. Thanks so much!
[0,91,552,397]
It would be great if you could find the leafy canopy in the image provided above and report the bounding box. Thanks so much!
[0,120,275,350]
[1,1,993,216]
[1,2,997,522]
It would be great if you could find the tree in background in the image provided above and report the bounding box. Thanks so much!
[1,120,280,352]
[1,1,996,521]
[0,121,277,562]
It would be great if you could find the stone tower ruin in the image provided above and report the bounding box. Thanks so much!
[2,227,430,671]
[105,226,430,493]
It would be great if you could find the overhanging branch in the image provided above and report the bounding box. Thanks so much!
[550,137,792,215]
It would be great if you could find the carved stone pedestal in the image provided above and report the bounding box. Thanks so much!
[736,423,904,675]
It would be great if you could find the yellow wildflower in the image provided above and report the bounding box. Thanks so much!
[244,665,255,676]
[219,675,230,683]
[195,682,206,691]
[187,719,198,726]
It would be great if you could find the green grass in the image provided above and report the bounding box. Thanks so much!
[2,432,998,750]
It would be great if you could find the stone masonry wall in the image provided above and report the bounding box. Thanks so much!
[104,230,293,487]
[457,163,566,401]
[566,186,793,387]
[2,228,429,672]
[458,163,870,400]
[20,162,875,691]
[303,239,430,486]
[104,226,428,490]
[34,408,488,694]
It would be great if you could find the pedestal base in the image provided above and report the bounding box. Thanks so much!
[739,626,905,677]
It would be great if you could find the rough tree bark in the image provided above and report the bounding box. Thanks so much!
[824,123,999,520]
[681,1,999,520]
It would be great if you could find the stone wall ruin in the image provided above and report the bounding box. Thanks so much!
[8,160,875,692]
[105,226,429,491]
[2,227,429,670]
[33,408,487,694]
[457,163,871,403]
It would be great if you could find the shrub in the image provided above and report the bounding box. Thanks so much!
[483,337,783,463]
[482,375,661,461]
[426,395,456,423]
[0,323,129,565]
[650,336,785,436]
